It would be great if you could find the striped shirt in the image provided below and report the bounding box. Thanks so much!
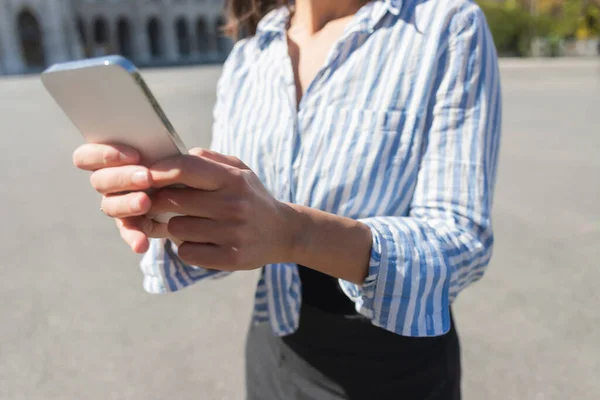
[140,0,502,337]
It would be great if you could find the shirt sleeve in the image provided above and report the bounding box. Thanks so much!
[138,40,249,294]
[339,7,502,336]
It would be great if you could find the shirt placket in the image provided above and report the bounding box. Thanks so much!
[262,3,392,335]
[287,27,376,204]
[277,39,298,204]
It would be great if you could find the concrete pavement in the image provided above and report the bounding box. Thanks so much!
[0,59,598,399]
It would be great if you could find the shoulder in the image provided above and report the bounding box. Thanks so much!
[221,4,288,73]
[412,0,489,37]
[220,36,259,77]
[215,36,261,95]
[225,36,261,67]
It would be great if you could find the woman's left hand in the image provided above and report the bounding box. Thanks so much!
[148,148,296,271]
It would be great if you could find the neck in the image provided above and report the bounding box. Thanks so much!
[291,0,366,34]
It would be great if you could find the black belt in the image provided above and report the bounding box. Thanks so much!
[296,264,357,315]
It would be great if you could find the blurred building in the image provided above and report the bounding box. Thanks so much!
[0,0,231,75]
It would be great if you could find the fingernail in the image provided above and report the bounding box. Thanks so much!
[130,197,143,212]
[119,149,136,162]
[132,170,149,186]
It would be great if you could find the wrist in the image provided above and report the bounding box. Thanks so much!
[274,202,372,285]
[278,202,310,264]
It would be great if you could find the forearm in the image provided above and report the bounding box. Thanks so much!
[283,203,373,285]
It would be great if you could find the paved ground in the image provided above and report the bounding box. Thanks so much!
[0,59,598,400]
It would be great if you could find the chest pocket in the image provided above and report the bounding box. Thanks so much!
[294,106,423,218]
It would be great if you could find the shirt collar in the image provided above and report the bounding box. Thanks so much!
[256,0,403,49]
[256,6,289,38]
[384,0,402,15]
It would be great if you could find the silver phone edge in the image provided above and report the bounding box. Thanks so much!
[41,55,138,75]
[130,70,188,155]
[41,55,188,155]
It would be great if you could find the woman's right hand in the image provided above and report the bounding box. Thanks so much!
[72,143,169,253]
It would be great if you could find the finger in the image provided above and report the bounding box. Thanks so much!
[90,166,152,195]
[118,216,170,237]
[135,218,170,239]
[149,155,232,191]
[177,242,242,271]
[117,217,170,253]
[189,148,249,170]
[101,192,151,218]
[73,143,140,171]
[126,217,170,238]
[168,216,233,245]
[118,221,149,253]
[151,188,239,220]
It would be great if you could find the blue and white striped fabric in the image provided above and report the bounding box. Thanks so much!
[140,0,502,337]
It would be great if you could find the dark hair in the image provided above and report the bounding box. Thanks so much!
[224,0,371,39]
[225,0,290,39]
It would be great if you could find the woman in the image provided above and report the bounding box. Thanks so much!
[73,0,501,398]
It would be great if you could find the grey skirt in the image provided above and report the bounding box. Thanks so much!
[245,305,461,400]
[245,320,349,400]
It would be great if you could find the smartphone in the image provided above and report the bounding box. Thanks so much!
[41,55,187,165]
[41,55,186,223]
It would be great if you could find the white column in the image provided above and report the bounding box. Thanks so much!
[106,18,117,55]
[131,0,150,64]
[210,15,222,62]
[61,1,84,60]
[111,15,121,56]
[133,16,150,64]
[41,0,71,65]
[0,3,6,74]
[0,2,24,73]
[164,18,179,62]
[162,1,179,62]
[189,16,200,60]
